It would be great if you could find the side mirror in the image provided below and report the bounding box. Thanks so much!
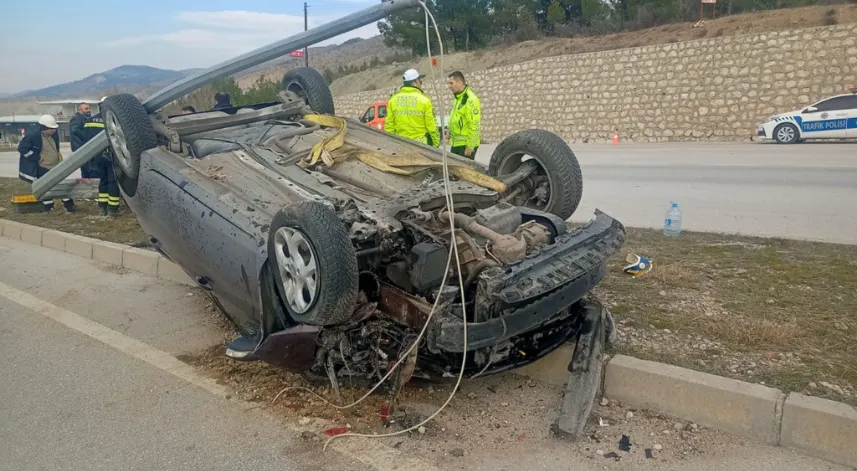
[804,106,818,113]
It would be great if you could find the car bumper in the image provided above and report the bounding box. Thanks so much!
[431,210,625,352]
[757,126,766,137]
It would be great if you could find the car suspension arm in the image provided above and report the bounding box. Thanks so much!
[32,0,421,199]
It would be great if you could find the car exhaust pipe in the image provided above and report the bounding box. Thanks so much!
[32,0,421,199]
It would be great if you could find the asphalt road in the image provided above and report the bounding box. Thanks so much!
[0,237,851,471]
[2,141,855,243]
[473,141,857,245]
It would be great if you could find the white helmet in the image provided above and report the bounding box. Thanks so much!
[38,115,59,129]
[100,96,107,102]
[403,68,425,82]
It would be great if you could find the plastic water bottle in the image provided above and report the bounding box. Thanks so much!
[663,202,682,237]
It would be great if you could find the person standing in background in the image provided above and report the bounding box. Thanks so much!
[88,98,121,217]
[385,68,440,147]
[447,71,482,160]
[18,115,75,212]
[70,102,98,178]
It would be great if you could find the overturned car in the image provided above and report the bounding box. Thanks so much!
[32,1,625,402]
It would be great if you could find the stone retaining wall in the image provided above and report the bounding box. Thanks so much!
[334,23,857,143]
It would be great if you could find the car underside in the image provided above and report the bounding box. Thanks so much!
[92,66,625,396]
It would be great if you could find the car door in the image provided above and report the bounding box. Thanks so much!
[798,96,852,139]
[841,95,857,138]
[360,106,375,125]
[376,104,387,130]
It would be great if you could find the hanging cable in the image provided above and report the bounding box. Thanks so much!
[320,0,469,450]
[272,0,464,419]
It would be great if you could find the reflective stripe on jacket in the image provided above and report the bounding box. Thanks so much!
[449,86,482,150]
[384,86,440,147]
[18,132,59,182]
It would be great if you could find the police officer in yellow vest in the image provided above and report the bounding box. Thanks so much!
[447,71,482,159]
[385,69,440,147]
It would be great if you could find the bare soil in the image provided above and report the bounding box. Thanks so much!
[183,344,765,470]
[0,177,148,246]
[327,4,857,97]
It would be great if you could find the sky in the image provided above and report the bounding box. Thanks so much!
[0,0,385,94]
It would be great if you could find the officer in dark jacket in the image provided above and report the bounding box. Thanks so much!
[69,102,98,178]
[18,115,75,212]
[85,102,122,217]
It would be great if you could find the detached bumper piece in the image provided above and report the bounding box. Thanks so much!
[433,210,625,353]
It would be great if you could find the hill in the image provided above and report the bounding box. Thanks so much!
[322,4,857,96]
[14,65,202,99]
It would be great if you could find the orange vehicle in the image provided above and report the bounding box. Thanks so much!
[360,100,450,140]
[359,101,387,130]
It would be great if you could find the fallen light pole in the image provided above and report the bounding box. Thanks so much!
[32,0,420,199]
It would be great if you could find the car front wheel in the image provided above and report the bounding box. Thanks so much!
[267,201,358,326]
[774,123,800,144]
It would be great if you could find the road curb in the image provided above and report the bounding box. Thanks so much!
[2,218,856,468]
[0,218,195,287]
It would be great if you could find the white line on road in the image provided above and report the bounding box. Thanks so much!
[0,280,441,471]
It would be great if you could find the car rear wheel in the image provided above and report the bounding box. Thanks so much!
[774,123,800,144]
[282,67,335,115]
[488,130,583,221]
[101,93,158,197]
[267,201,358,326]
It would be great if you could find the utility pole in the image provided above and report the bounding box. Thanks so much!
[304,2,309,67]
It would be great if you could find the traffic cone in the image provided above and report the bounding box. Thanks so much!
[612,129,620,145]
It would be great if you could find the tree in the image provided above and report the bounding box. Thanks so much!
[547,0,566,25]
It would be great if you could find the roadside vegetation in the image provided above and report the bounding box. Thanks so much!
[0,177,147,246]
[380,0,851,55]
[597,227,857,405]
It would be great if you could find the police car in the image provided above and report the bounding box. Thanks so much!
[757,89,857,144]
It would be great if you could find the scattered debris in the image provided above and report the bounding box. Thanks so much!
[467,392,477,399]
[596,450,605,456]
[653,444,663,451]
[299,417,311,425]
[527,380,537,388]
[450,448,465,457]
[599,417,609,427]
[808,382,818,389]
[301,431,315,440]
[322,427,349,437]
[674,422,685,431]
[600,398,610,407]
[623,253,654,276]
[659,290,667,297]
[418,426,427,435]
[626,411,634,419]
[618,435,632,452]
[645,448,655,459]
[603,452,621,460]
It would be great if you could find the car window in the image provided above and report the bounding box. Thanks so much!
[378,105,387,118]
[362,107,375,122]
[811,96,855,112]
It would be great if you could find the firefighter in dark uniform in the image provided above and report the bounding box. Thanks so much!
[85,98,121,217]
[69,102,98,178]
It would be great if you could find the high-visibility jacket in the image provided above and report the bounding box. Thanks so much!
[449,85,482,151]
[384,86,440,147]
[82,114,105,142]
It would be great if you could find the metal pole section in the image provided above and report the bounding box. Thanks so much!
[32,0,419,199]
[304,2,309,67]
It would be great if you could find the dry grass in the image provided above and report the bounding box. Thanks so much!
[597,227,857,403]
[0,177,148,246]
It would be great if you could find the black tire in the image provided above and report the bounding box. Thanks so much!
[267,201,358,326]
[282,67,335,115]
[488,129,583,221]
[101,93,157,197]
[773,123,800,144]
